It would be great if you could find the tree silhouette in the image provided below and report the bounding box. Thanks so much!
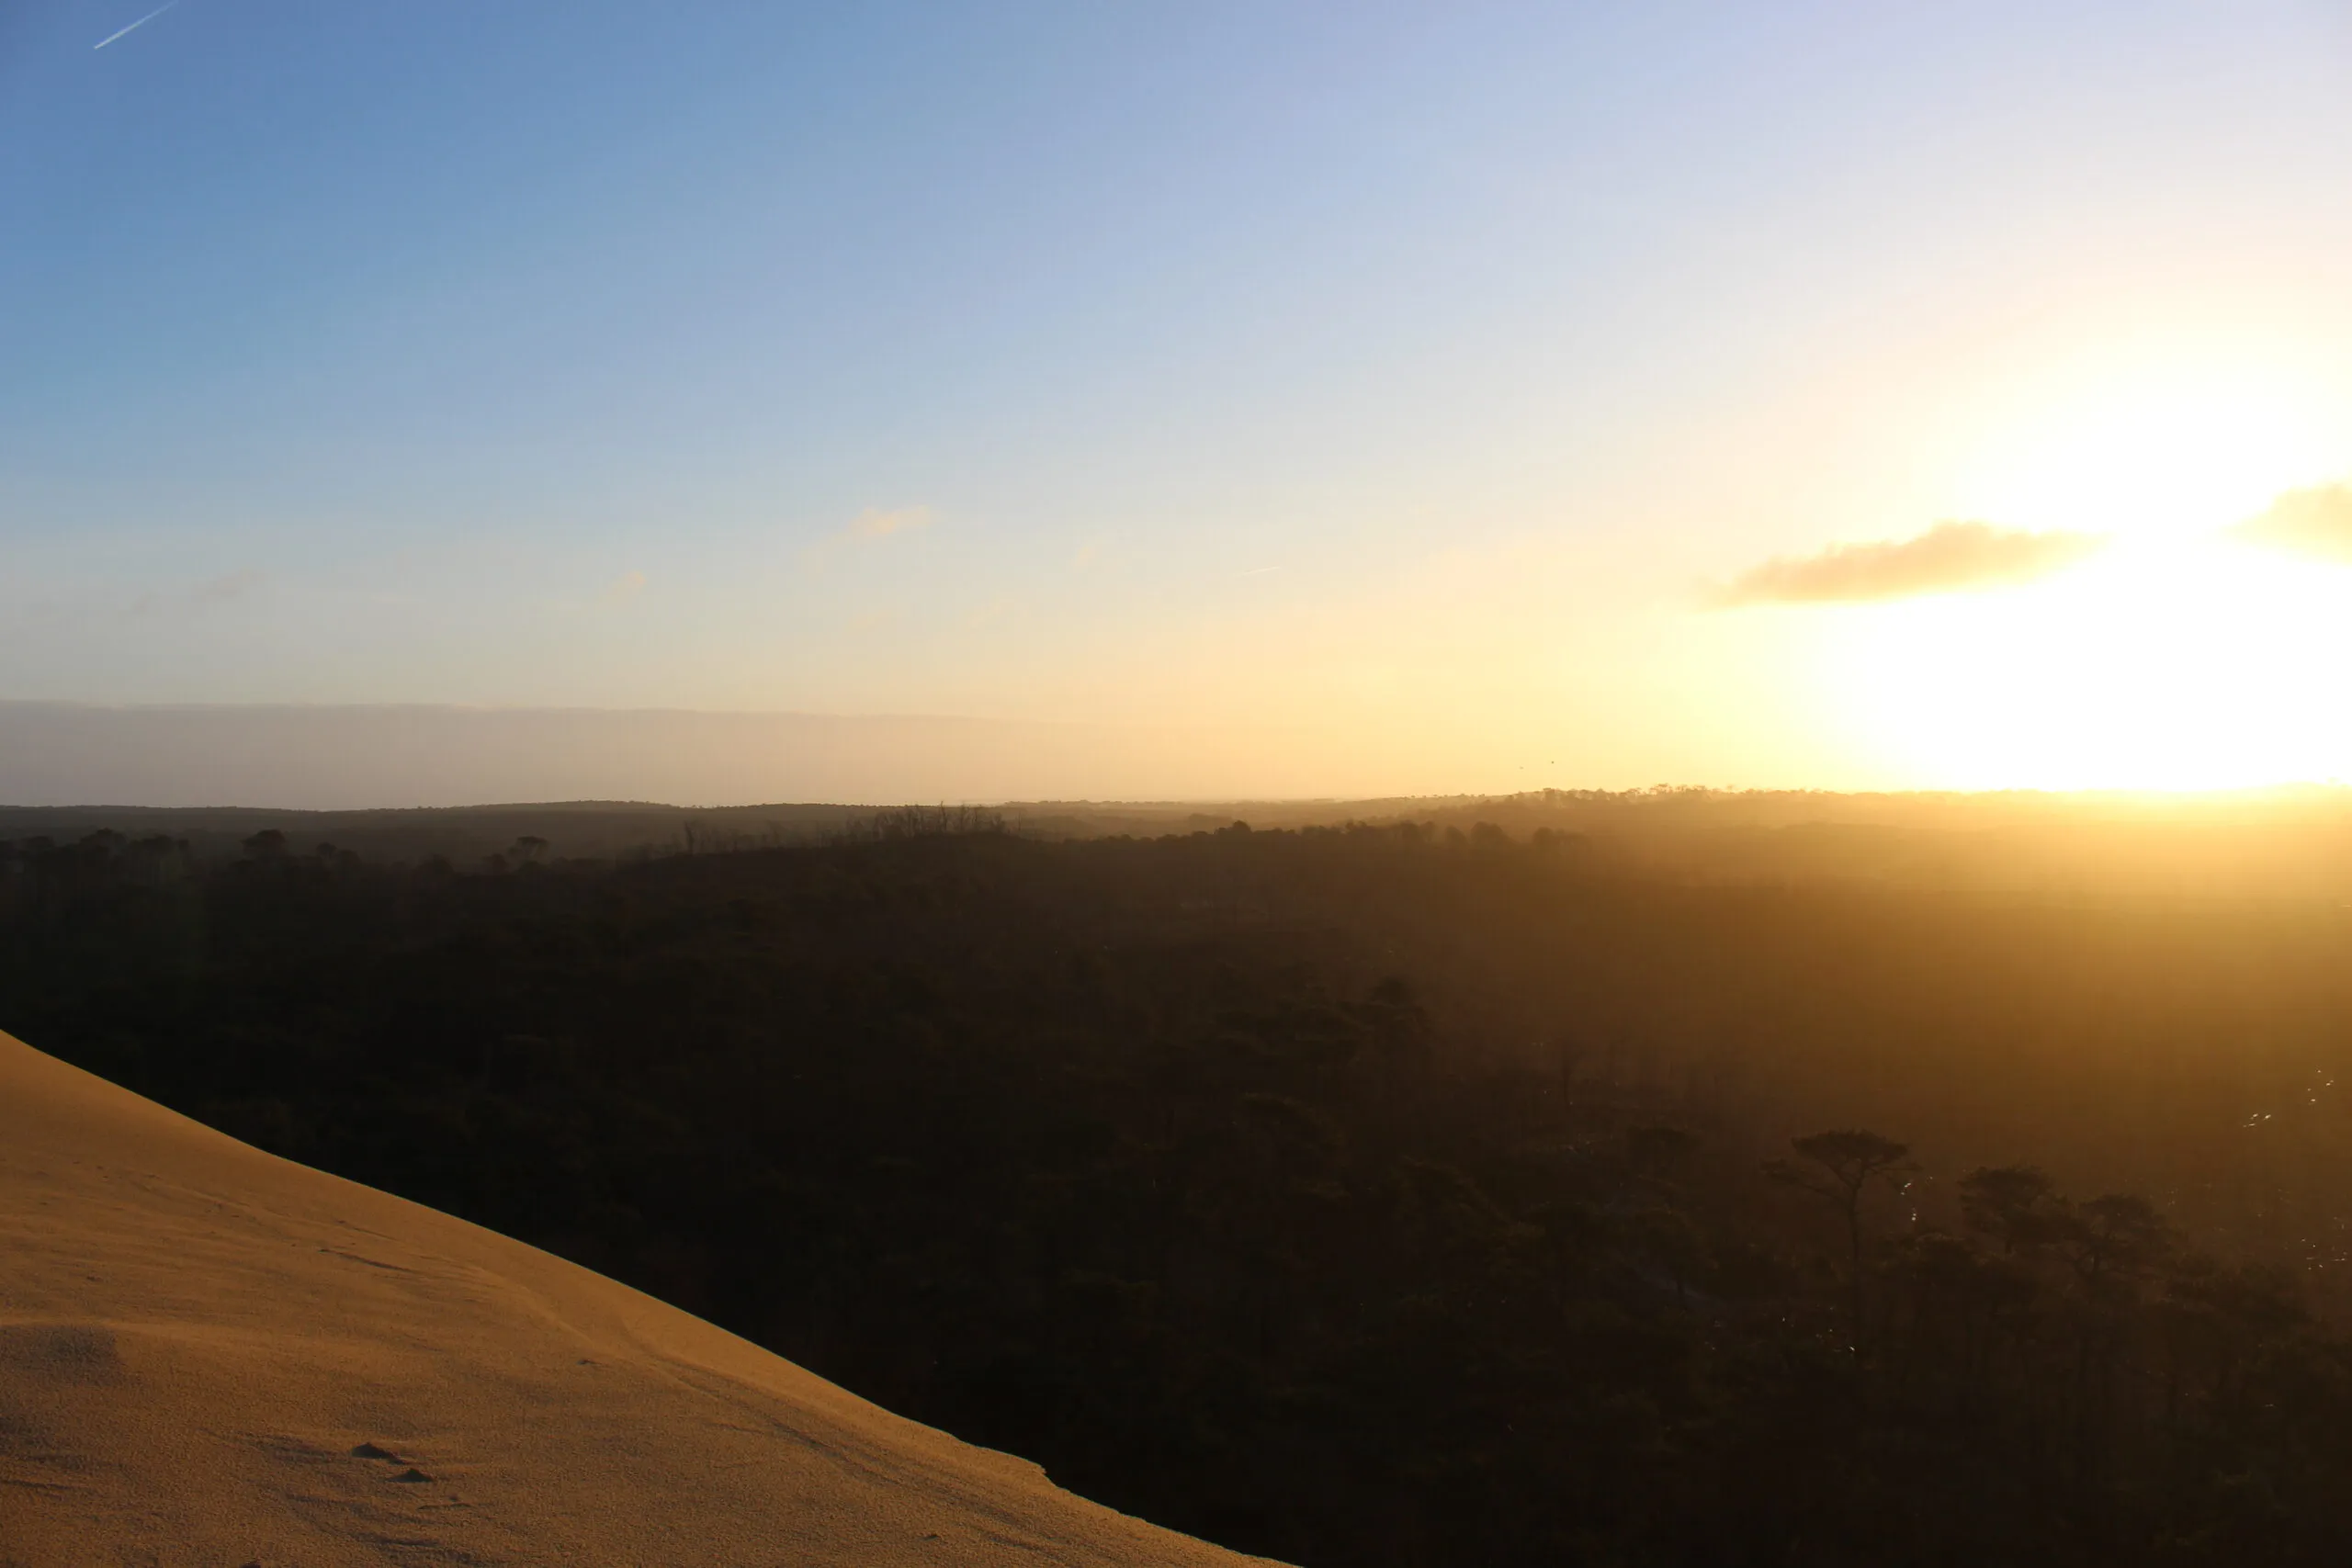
[2061,1192,2171,1293]
[1768,1129,1914,1349]
[1958,1164,2067,1255]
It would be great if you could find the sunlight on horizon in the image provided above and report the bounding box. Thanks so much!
[1835,530,2352,790]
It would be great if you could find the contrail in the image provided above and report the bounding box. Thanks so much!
[94,0,182,50]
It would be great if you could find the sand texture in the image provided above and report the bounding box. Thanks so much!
[0,1031,1274,1567]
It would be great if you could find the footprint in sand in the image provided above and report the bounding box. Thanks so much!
[351,1441,435,1482]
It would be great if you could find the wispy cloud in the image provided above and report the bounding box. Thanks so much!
[94,0,182,50]
[129,568,266,617]
[2230,484,2352,562]
[848,505,932,539]
[600,570,648,606]
[1714,521,2106,606]
[191,567,266,604]
[802,504,935,571]
[965,594,1017,629]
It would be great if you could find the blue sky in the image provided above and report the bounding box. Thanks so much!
[7,2,2352,800]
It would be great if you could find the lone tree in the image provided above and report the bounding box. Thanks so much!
[1769,1130,1914,1349]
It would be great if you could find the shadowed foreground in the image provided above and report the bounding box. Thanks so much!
[0,1030,1274,1568]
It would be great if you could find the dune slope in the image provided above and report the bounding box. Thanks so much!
[0,1031,1273,1567]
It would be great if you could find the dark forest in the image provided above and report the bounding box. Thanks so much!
[6,812,2351,1566]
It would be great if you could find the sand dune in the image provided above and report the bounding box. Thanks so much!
[0,1031,1274,1567]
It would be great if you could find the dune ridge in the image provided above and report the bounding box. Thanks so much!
[0,1030,1272,1566]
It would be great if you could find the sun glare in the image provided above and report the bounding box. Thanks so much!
[1838,536,2352,789]
[1954,358,2338,543]
[1832,355,2352,789]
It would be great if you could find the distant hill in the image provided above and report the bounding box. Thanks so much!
[8,783,2351,898]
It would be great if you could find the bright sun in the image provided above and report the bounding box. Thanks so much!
[1829,358,2352,789]
[1962,368,2332,542]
